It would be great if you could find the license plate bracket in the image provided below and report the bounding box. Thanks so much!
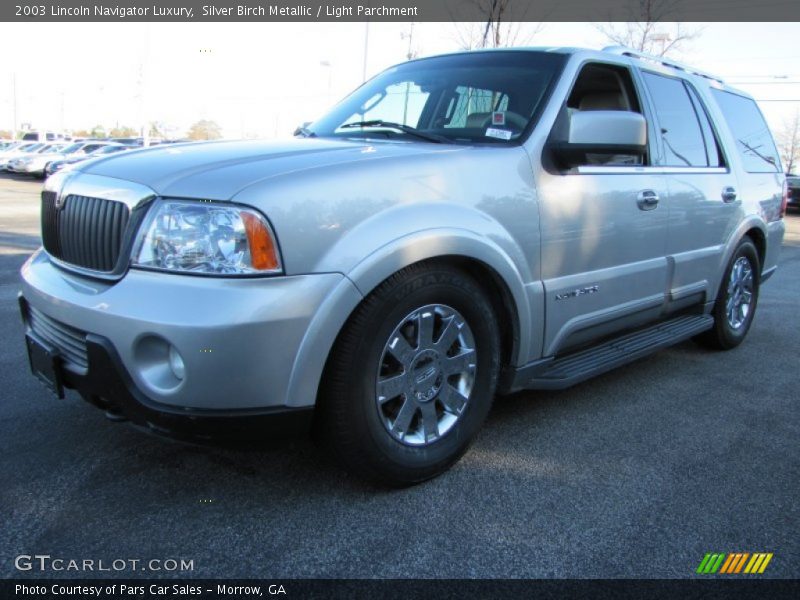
[25,335,64,399]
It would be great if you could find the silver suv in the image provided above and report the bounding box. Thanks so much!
[20,47,787,485]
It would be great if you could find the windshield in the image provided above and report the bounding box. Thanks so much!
[61,143,84,154]
[309,51,566,145]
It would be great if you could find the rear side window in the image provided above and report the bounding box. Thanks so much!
[686,86,724,167]
[641,72,710,167]
[711,89,780,173]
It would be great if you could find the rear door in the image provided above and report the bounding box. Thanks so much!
[638,71,741,310]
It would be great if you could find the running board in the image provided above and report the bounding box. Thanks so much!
[507,315,714,391]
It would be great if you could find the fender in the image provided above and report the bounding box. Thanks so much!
[710,215,768,302]
[332,203,538,366]
[285,218,540,407]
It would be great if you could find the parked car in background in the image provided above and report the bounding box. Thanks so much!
[10,141,122,178]
[0,142,46,170]
[108,137,142,146]
[786,173,800,211]
[6,143,72,177]
[21,131,69,142]
[45,143,134,177]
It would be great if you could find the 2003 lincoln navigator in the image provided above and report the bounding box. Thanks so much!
[20,47,787,485]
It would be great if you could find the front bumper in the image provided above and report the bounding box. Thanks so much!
[19,302,313,441]
[20,249,350,415]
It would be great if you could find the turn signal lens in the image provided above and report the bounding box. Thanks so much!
[242,211,280,271]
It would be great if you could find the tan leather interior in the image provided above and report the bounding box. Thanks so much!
[578,92,629,111]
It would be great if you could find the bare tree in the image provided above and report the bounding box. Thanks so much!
[778,110,800,174]
[595,1,701,57]
[452,0,543,50]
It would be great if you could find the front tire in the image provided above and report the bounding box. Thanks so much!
[316,262,501,486]
[695,238,760,350]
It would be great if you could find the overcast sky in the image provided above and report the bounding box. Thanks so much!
[0,21,798,138]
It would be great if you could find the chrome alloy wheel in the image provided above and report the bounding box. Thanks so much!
[726,256,754,330]
[375,304,477,446]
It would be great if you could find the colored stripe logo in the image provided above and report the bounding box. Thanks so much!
[696,552,773,574]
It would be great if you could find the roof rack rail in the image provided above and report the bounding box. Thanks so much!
[602,46,724,84]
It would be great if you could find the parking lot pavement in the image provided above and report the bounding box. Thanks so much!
[1,173,798,579]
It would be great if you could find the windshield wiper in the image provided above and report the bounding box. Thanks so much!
[339,120,448,144]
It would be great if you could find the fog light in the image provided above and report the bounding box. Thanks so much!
[169,345,185,380]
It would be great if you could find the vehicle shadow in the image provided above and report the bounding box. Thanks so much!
[0,171,43,182]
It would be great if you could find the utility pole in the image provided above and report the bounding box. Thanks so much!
[400,23,417,124]
[140,24,151,146]
[362,22,370,82]
[320,61,333,103]
[12,73,18,140]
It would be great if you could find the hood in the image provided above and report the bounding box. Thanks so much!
[78,138,464,199]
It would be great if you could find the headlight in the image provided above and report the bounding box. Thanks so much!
[132,200,282,276]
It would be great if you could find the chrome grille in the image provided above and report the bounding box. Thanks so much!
[41,191,130,272]
[27,305,89,370]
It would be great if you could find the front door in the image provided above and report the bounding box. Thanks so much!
[534,61,670,357]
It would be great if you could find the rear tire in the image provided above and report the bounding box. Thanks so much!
[316,262,501,486]
[694,238,760,350]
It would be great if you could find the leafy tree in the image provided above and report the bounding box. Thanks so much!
[109,126,138,138]
[149,122,165,138]
[187,120,222,141]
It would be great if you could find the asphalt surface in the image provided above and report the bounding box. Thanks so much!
[1,173,798,579]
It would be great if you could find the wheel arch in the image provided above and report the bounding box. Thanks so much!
[710,217,768,302]
[743,226,766,273]
[284,231,534,409]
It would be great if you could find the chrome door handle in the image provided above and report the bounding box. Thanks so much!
[637,190,660,211]
[722,186,738,203]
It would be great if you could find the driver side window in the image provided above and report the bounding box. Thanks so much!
[565,63,647,166]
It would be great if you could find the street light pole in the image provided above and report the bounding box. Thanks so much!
[362,22,370,82]
[320,60,333,103]
[12,73,18,140]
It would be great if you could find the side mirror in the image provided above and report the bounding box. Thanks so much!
[549,110,647,168]
[293,121,313,137]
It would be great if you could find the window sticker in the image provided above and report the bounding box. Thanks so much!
[485,128,512,141]
[492,111,506,126]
